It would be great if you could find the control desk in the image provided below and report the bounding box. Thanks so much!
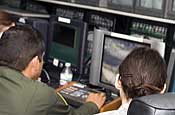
[56,82,121,112]
[41,64,121,112]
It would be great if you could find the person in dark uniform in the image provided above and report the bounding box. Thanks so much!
[0,25,106,115]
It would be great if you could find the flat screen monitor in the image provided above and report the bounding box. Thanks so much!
[47,16,88,75]
[166,0,175,19]
[89,29,165,93]
[72,0,100,7]
[172,0,175,11]
[166,48,175,92]
[107,0,134,12]
[25,1,48,14]
[135,0,166,17]
[0,0,21,8]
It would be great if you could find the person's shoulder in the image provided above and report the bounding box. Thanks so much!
[31,81,61,105]
[95,107,127,115]
[95,110,120,115]
[34,81,56,96]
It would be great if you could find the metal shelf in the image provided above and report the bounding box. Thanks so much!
[0,6,50,18]
[35,0,175,24]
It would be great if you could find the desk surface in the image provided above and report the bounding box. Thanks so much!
[56,82,122,112]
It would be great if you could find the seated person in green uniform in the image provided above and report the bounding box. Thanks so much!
[0,25,106,115]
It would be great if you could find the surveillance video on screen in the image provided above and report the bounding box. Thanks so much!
[101,36,149,86]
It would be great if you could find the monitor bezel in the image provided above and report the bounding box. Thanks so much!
[46,16,88,75]
[72,0,100,7]
[166,48,175,92]
[107,0,135,13]
[135,0,166,18]
[89,29,165,94]
[166,0,175,19]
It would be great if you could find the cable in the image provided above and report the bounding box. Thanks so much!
[42,68,51,84]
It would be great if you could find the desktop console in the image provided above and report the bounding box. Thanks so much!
[56,82,121,112]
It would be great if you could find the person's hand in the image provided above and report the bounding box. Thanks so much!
[86,93,106,109]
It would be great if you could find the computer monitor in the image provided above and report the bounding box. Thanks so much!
[47,16,88,75]
[107,0,135,13]
[166,48,175,92]
[135,0,166,17]
[166,0,175,19]
[0,0,21,8]
[72,0,100,7]
[89,29,165,94]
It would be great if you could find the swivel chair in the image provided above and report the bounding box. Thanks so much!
[127,93,175,115]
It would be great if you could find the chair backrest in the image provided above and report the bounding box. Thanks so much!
[127,93,175,115]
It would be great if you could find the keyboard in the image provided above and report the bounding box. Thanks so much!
[59,82,118,107]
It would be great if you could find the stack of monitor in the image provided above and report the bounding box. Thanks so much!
[89,29,165,94]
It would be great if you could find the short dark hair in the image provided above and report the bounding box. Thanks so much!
[119,47,167,99]
[0,25,45,71]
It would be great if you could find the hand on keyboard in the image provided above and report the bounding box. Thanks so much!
[86,93,106,109]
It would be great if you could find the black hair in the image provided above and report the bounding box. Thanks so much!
[119,47,167,98]
[0,25,45,71]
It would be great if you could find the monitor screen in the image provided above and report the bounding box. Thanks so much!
[53,24,75,48]
[49,23,78,65]
[89,29,165,93]
[107,0,134,12]
[111,0,133,6]
[136,0,163,9]
[0,0,21,8]
[47,16,88,75]
[100,35,150,86]
[166,48,175,92]
[172,1,175,11]
[135,0,165,17]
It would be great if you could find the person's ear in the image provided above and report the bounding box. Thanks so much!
[160,84,166,94]
[10,22,15,27]
[28,56,40,73]
[115,74,122,90]
[31,56,40,68]
[30,56,41,80]
[22,56,40,79]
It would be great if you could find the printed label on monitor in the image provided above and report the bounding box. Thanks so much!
[58,17,71,24]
